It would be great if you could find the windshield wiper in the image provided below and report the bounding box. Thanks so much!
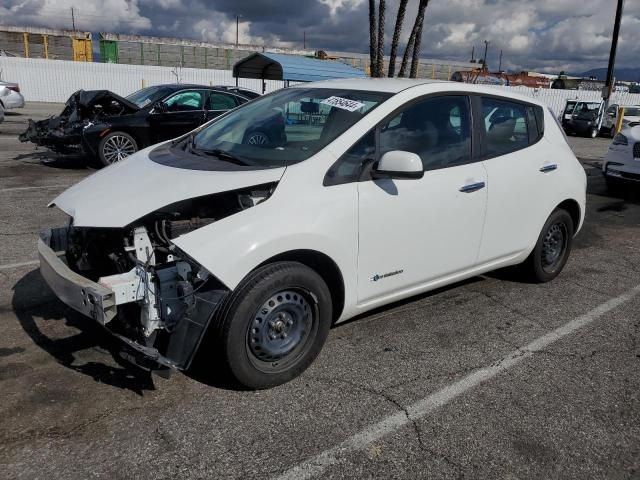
[194,148,248,165]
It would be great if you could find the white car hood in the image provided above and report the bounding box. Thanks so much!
[51,148,286,228]
[623,115,640,124]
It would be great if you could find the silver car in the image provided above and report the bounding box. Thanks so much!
[0,81,25,110]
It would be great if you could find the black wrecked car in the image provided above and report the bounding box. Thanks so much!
[20,84,257,166]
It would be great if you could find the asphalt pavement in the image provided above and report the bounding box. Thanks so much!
[1,103,639,480]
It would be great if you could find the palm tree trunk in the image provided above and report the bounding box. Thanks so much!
[410,0,429,78]
[388,0,408,77]
[375,0,386,77]
[398,2,423,78]
[368,0,378,77]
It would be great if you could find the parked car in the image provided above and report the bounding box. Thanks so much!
[600,104,640,137]
[0,81,25,110]
[20,84,251,166]
[560,99,604,138]
[38,79,586,389]
[602,125,640,190]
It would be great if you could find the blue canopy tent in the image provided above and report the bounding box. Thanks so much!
[232,52,366,92]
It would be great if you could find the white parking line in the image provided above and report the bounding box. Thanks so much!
[0,260,39,271]
[275,283,640,480]
[0,184,69,193]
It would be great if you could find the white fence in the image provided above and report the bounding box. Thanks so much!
[0,56,284,102]
[2,56,640,115]
[492,85,640,117]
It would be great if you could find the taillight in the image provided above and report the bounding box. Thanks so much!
[8,85,20,93]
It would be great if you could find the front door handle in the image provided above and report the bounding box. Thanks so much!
[540,164,558,173]
[459,181,486,193]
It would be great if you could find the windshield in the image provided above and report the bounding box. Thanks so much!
[189,87,391,167]
[563,102,576,114]
[126,86,174,108]
[574,102,601,120]
[624,107,640,117]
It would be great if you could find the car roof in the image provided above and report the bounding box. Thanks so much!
[292,78,547,107]
[293,78,447,93]
[151,83,247,93]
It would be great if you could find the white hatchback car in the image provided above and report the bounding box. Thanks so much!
[39,79,586,388]
[603,125,640,189]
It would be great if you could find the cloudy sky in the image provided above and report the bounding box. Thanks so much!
[1,0,639,74]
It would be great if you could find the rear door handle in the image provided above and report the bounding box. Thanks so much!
[540,164,558,173]
[459,181,486,193]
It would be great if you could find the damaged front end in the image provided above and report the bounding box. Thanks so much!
[19,89,138,154]
[39,184,276,371]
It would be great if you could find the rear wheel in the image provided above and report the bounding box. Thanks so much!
[211,261,332,389]
[98,131,138,166]
[518,209,574,283]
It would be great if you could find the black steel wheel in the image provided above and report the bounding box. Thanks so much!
[211,261,332,389]
[519,209,575,282]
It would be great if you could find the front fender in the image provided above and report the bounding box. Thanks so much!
[171,182,358,297]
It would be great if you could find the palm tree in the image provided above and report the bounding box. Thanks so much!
[388,0,408,77]
[398,2,424,78]
[375,0,386,77]
[368,0,378,76]
[410,0,430,78]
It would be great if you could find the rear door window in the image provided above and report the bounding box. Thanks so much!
[208,92,239,111]
[481,97,529,157]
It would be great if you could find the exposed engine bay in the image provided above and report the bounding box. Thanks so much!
[52,183,275,370]
[19,90,138,154]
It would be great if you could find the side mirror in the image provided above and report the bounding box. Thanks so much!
[373,151,424,180]
[152,101,168,113]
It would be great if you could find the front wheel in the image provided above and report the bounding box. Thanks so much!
[98,131,138,166]
[211,261,332,389]
[518,209,574,283]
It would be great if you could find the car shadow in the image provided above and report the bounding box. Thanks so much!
[12,269,156,395]
[13,151,93,170]
[586,171,640,206]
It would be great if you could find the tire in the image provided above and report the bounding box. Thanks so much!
[211,261,332,389]
[519,209,574,283]
[98,131,138,166]
[588,127,598,138]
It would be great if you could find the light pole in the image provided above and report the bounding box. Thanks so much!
[236,15,240,47]
[603,0,625,104]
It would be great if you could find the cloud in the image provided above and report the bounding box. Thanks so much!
[1,0,639,74]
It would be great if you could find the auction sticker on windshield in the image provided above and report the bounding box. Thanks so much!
[321,96,365,112]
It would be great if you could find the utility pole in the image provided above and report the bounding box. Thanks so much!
[235,15,239,48]
[498,49,503,72]
[603,0,625,103]
[71,7,76,32]
[471,45,475,62]
[303,31,306,49]
[482,40,489,69]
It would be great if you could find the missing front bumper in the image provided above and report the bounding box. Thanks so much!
[38,227,226,370]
